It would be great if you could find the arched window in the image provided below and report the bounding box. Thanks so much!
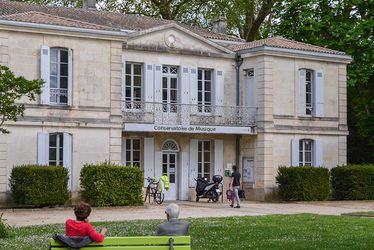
[161,139,179,152]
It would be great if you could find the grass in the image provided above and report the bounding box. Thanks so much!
[1,214,373,249]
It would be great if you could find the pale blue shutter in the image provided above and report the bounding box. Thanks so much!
[314,70,324,117]
[37,132,49,165]
[40,45,50,105]
[246,75,255,107]
[298,69,306,116]
[121,62,126,105]
[179,151,189,200]
[291,139,299,167]
[63,133,72,190]
[67,48,73,106]
[143,137,155,187]
[144,64,154,103]
[189,139,198,187]
[181,67,190,104]
[214,140,224,176]
[154,64,162,103]
[314,139,324,166]
[154,151,162,180]
[214,70,224,116]
[189,68,198,114]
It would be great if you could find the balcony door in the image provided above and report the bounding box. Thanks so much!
[162,65,178,124]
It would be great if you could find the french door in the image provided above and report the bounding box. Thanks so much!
[162,152,178,200]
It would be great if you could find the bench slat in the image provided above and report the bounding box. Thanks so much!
[50,246,191,250]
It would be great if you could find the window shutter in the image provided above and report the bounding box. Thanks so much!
[189,68,198,114]
[63,133,72,190]
[154,64,162,103]
[37,132,49,165]
[179,151,189,200]
[189,139,198,187]
[314,139,324,166]
[298,69,306,116]
[67,48,73,106]
[291,139,299,166]
[144,64,154,103]
[181,67,190,104]
[121,62,126,103]
[246,75,255,107]
[154,151,162,181]
[143,137,155,187]
[314,70,324,117]
[40,45,50,105]
[214,70,224,116]
[214,140,224,176]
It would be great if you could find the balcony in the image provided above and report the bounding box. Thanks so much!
[122,102,256,134]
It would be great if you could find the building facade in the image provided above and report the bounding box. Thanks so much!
[0,1,351,204]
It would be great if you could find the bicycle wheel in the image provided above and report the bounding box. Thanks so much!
[154,192,164,204]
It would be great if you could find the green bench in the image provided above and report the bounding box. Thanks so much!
[50,236,191,250]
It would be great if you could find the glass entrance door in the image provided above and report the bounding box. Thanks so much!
[162,152,178,200]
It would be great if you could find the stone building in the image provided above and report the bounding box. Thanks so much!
[0,1,351,204]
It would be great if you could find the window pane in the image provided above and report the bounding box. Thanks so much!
[49,134,57,147]
[205,71,211,80]
[133,151,140,162]
[60,50,68,63]
[198,142,202,151]
[126,151,131,161]
[50,49,58,62]
[60,95,68,104]
[126,87,131,98]
[205,92,211,103]
[198,163,202,173]
[133,64,141,75]
[60,64,68,76]
[49,148,56,160]
[163,165,167,175]
[162,77,167,88]
[60,77,68,89]
[198,81,202,91]
[204,163,210,173]
[198,70,202,80]
[50,63,58,75]
[133,139,140,150]
[305,140,312,150]
[134,76,141,87]
[125,76,131,87]
[59,147,63,161]
[50,76,58,88]
[134,88,141,99]
[204,141,210,151]
[169,174,175,183]
[170,154,175,163]
[198,92,202,102]
[126,139,131,149]
[204,152,210,161]
[205,82,211,91]
[50,94,57,103]
[171,89,177,102]
[126,63,131,74]
[171,78,177,89]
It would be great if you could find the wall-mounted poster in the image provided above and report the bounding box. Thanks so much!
[242,157,254,183]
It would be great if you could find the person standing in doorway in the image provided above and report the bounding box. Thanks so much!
[229,165,241,208]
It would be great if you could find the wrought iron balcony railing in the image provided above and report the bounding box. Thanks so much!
[122,101,256,127]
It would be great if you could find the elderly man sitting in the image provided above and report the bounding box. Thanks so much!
[156,203,189,236]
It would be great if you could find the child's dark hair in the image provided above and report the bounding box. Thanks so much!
[74,202,92,221]
[232,165,237,171]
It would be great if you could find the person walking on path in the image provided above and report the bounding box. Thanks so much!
[229,165,241,208]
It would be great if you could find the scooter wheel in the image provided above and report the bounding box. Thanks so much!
[196,196,199,202]
[212,197,219,202]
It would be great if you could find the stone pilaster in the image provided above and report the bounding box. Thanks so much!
[0,31,9,66]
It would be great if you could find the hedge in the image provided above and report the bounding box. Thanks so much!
[9,165,69,207]
[80,163,143,206]
[331,164,374,200]
[276,166,330,201]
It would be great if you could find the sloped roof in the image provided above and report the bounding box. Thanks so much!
[229,36,346,55]
[0,0,243,41]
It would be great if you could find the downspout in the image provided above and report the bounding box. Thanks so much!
[235,54,243,167]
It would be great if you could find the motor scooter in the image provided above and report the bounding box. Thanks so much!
[195,175,223,202]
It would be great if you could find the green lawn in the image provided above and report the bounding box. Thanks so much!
[1,214,373,249]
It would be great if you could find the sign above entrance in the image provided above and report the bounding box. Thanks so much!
[124,123,255,134]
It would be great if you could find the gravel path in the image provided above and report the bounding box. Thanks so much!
[1,200,373,227]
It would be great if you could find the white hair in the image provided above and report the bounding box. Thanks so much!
[165,203,180,219]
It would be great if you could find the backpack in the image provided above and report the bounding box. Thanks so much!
[52,234,93,249]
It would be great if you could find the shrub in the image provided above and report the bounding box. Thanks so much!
[276,166,330,201]
[0,213,13,238]
[331,165,374,200]
[80,162,143,206]
[9,165,69,207]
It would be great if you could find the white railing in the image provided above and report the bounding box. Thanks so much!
[122,101,256,126]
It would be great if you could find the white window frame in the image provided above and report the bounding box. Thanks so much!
[49,133,63,166]
[299,139,314,166]
[50,48,69,105]
[162,65,179,113]
[305,69,314,115]
[125,138,141,167]
[125,62,143,109]
[197,68,213,113]
[198,140,212,180]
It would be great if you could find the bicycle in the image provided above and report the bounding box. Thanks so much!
[144,177,165,204]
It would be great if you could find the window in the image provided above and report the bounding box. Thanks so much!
[305,69,313,115]
[299,139,313,166]
[198,69,212,112]
[125,139,141,167]
[50,48,69,105]
[49,133,63,166]
[125,63,142,109]
[198,140,211,180]
[162,65,178,113]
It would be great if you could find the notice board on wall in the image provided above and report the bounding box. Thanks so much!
[242,157,254,183]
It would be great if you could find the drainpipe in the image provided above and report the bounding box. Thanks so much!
[235,54,243,167]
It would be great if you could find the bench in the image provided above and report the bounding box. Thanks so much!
[50,236,191,250]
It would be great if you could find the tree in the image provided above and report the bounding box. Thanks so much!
[0,65,43,134]
[270,0,374,163]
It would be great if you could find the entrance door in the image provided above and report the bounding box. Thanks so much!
[162,65,178,124]
[162,152,178,200]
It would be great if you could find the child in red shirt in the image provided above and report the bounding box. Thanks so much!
[65,203,107,243]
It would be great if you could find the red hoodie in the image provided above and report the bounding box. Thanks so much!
[65,219,104,243]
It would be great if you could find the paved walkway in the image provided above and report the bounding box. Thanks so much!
[1,200,373,227]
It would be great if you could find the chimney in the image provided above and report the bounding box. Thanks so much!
[83,0,96,10]
[212,16,227,34]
